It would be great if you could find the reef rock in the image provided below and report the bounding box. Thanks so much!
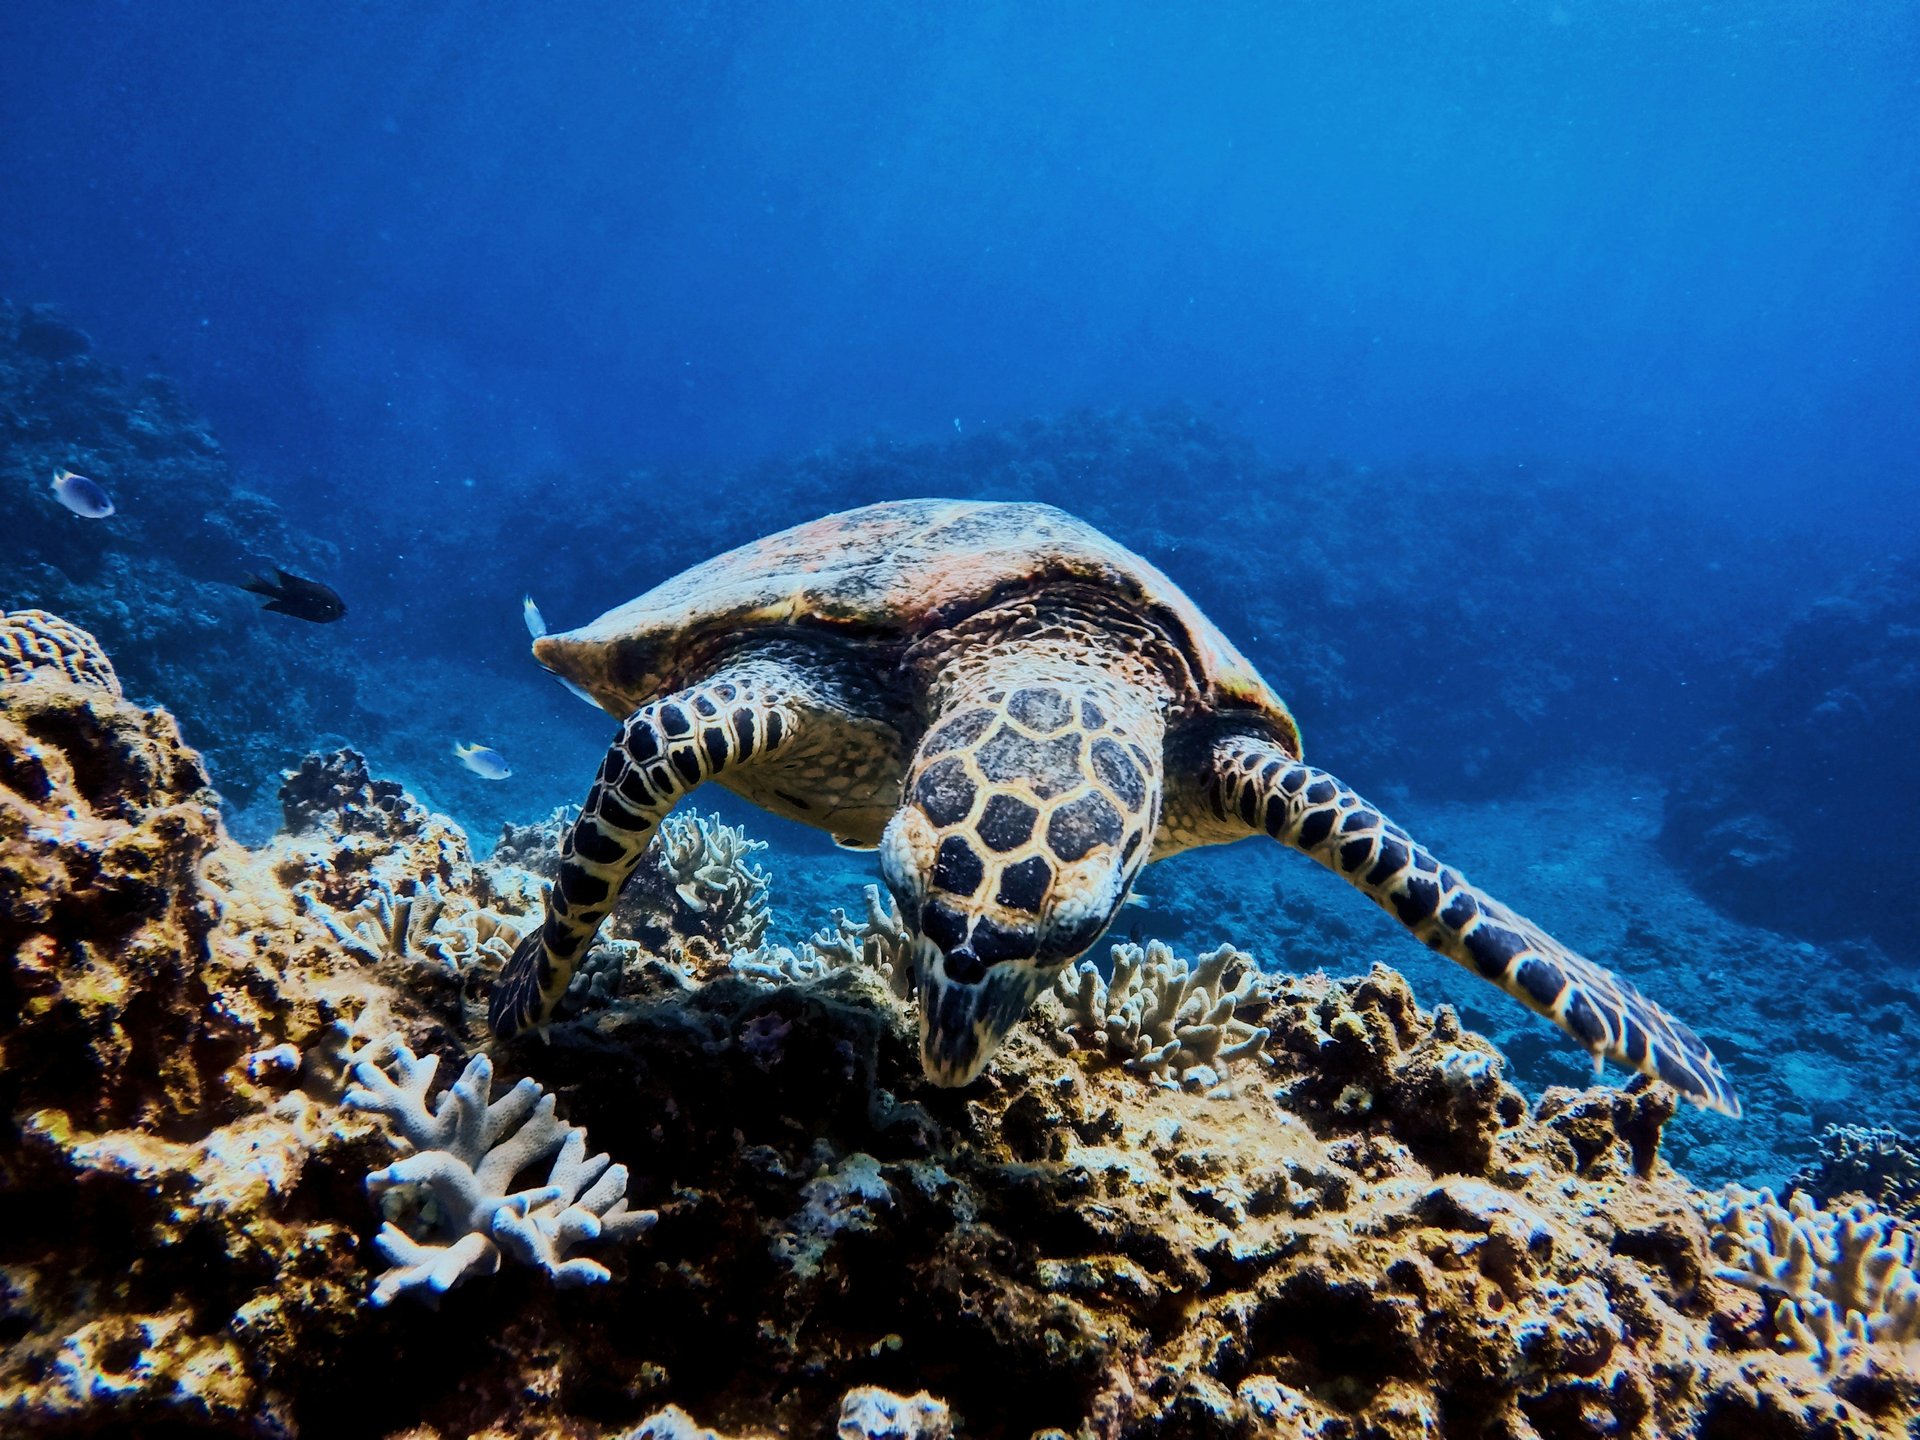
[4,619,1920,1438]
[1662,552,1920,959]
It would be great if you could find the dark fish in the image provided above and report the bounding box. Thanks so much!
[241,569,347,623]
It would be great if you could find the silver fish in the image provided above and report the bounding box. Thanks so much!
[50,469,114,519]
[453,742,512,780]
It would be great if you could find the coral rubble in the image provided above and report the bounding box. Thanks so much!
[4,622,1920,1437]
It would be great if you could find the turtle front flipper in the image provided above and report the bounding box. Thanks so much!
[491,660,818,1038]
[1209,733,1740,1117]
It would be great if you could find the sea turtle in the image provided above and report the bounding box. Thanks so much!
[492,500,1738,1115]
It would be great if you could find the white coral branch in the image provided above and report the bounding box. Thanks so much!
[344,1035,656,1304]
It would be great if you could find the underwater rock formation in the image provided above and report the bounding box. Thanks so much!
[1,298,356,802]
[5,620,1920,1437]
[1662,552,1920,959]
[1795,1125,1920,1223]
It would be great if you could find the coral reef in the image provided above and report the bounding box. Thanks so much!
[6,627,1920,1437]
[1662,552,1920,959]
[345,1035,655,1304]
[1706,1186,1920,1372]
[1055,939,1270,1088]
[1,298,357,803]
[1795,1124,1920,1221]
[725,885,915,997]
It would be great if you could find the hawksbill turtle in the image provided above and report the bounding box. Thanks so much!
[493,500,1738,1115]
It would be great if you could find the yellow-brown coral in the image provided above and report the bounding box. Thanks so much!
[0,608,121,695]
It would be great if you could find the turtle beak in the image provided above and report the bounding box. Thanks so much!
[914,939,1053,1086]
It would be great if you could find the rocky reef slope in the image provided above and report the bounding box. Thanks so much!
[0,301,369,808]
[4,613,1919,1438]
[1660,553,1920,960]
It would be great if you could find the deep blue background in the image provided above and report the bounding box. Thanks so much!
[4,1,1916,539]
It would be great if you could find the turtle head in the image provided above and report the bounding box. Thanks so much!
[880,675,1163,1086]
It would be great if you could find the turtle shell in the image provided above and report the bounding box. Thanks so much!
[535,499,1300,752]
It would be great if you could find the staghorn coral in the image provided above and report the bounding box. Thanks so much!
[345,1034,657,1305]
[0,608,121,694]
[1706,1185,1920,1372]
[1054,939,1270,1088]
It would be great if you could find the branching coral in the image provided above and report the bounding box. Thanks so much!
[1707,1185,1920,1371]
[806,884,916,1000]
[344,1034,655,1305]
[648,810,771,953]
[1054,940,1270,1087]
[725,885,915,997]
[300,877,522,970]
[1794,1124,1920,1220]
[0,609,121,694]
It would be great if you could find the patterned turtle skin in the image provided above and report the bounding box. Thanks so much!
[492,499,1739,1117]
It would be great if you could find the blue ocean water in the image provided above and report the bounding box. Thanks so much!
[4,2,1919,1188]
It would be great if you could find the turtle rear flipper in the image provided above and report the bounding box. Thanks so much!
[1210,732,1740,1117]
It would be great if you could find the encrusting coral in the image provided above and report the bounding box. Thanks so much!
[5,616,1920,1437]
[344,1034,656,1304]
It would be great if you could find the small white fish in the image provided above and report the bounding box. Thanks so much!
[50,468,114,518]
[453,742,512,780]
